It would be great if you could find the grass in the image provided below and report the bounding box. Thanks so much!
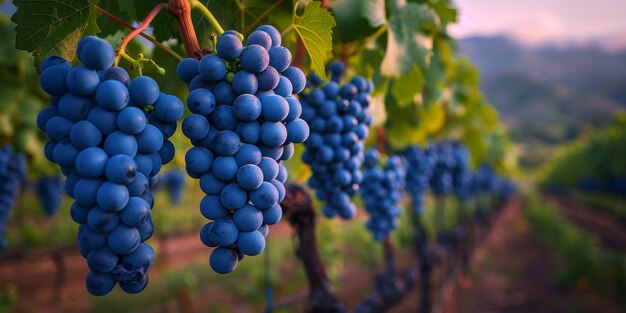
[524,192,626,305]
[566,190,626,220]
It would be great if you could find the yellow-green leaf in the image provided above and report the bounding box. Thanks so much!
[293,1,336,81]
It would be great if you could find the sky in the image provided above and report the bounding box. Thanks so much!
[449,0,626,47]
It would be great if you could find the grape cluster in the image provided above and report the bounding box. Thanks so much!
[450,144,472,200]
[0,146,27,251]
[360,149,407,240]
[176,25,309,273]
[37,36,182,295]
[300,61,373,219]
[428,143,455,197]
[36,176,64,217]
[402,146,435,215]
[150,169,185,205]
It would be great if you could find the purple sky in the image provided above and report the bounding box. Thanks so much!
[449,0,626,47]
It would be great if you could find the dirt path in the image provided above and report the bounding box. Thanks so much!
[447,198,625,313]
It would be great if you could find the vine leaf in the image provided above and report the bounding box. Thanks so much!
[329,0,386,42]
[12,0,101,70]
[293,1,336,80]
[381,0,437,77]
[391,65,424,105]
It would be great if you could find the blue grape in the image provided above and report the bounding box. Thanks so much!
[66,66,100,96]
[220,183,248,209]
[96,80,129,111]
[58,93,94,121]
[237,231,265,256]
[88,107,118,135]
[236,164,264,190]
[86,272,116,296]
[117,107,147,135]
[217,33,243,60]
[240,44,269,73]
[257,66,280,91]
[78,36,115,70]
[107,225,140,255]
[256,25,281,47]
[87,207,120,232]
[274,76,293,97]
[70,120,102,150]
[96,182,129,212]
[104,131,138,157]
[235,144,262,166]
[176,58,200,83]
[136,125,163,154]
[210,247,238,274]
[200,195,228,219]
[233,94,262,122]
[232,70,258,95]
[209,218,239,246]
[282,67,306,94]
[233,204,263,232]
[182,114,210,141]
[261,95,289,122]
[129,76,160,106]
[100,67,131,86]
[246,31,272,50]
[40,65,69,96]
[41,55,69,72]
[187,89,216,115]
[153,95,184,123]
[198,54,227,81]
[120,197,151,227]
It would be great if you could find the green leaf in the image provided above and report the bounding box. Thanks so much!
[293,1,336,81]
[12,0,100,69]
[116,0,137,20]
[329,0,385,42]
[429,0,457,24]
[391,65,424,105]
[381,0,436,77]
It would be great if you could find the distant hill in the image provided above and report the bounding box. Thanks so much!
[459,36,626,168]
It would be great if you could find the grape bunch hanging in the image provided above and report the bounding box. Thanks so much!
[37,36,183,295]
[177,25,310,274]
[403,146,435,215]
[0,146,27,251]
[300,61,374,219]
[36,176,64,217]
[360,149,407,240]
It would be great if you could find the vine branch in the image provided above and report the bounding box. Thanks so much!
[115,3,169,66]
[95,5,183,61]
[189,0,225,36]
[243,0,285,34]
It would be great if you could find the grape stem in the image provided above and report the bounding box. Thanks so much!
[114,3,169,66]
[188,0,225,35]
[94,5,183,61]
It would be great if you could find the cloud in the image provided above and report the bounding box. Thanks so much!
[507,12,567,46]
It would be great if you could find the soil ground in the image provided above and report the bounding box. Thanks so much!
[2,196,625,313]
